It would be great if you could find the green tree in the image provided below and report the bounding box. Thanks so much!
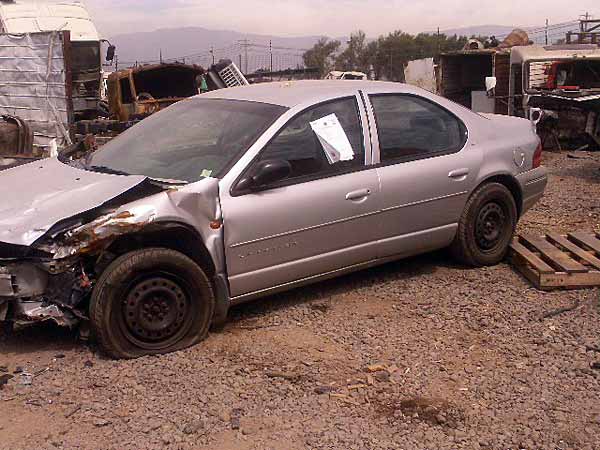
[303,38,341,77]
[335,30,369,72]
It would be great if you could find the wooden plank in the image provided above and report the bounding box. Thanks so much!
[546,232,600,271]
[568,232,600,254]
[509,252,542,289]
[521,234,588,273]
[540,271,600,289]
[509,239,555,274]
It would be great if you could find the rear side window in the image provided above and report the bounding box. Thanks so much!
[256,97,365,184]
[370,94,467,163]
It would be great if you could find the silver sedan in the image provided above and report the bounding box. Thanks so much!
[0,81,547,358]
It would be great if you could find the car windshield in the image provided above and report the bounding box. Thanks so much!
[83,98,287,183]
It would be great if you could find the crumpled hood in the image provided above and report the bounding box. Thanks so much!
[0,158,147,247]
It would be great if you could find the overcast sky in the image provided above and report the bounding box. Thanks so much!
[85,0,597,38]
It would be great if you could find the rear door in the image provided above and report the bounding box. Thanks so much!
[220,95,381,299]
[366,93,481,258]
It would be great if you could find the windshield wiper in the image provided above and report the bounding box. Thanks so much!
[87,165,131,176]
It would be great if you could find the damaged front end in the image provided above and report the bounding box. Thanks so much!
[0,210,147,329]
[0,247,87,328]
[0,171,224,333]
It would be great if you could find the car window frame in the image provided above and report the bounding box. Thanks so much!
[231,94,370,197]
[368,93,469,167]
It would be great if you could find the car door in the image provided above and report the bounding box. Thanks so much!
[220,95,380,300]
[367,93,482,259]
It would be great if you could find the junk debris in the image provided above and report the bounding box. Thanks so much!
[0,115,34,171]
[438,26,600,150]
[510,45,600,150]
[403,58,437,93]
[107,63,206,122]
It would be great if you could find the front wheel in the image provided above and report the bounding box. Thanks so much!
[451,183,517,267]
[90,248,215,359]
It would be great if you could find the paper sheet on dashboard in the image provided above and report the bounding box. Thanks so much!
[309,113,355,164]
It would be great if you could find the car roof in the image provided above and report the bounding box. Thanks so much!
[198,80,417,108]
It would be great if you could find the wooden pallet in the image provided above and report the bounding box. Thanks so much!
[509,231,600,290]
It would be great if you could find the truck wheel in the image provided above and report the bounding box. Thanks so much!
[0,320,13,342]
[90,248,215,359]
[451,183,517,267]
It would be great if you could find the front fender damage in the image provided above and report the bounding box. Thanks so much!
[0,178,225,331]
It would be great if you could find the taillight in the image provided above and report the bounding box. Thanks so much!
[533,142,543,168]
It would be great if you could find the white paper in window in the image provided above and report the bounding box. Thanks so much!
[309,113,354,164]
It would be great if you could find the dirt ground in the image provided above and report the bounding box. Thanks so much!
[1,151,600,450]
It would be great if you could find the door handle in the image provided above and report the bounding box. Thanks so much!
[346,188,372,201]
[448,168,470,179]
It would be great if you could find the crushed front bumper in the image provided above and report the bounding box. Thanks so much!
[0,261,80,328]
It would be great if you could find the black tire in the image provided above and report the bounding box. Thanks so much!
[90,248,215,359]
[451,182,517,267]
[0,320,13,342]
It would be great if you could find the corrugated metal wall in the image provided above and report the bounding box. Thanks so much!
[0,31,72,154]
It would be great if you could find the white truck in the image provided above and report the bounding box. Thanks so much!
[0,0,112,120]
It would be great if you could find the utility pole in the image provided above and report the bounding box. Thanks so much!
[210,46,215,65]
[545,19,549,45]
[159,48,163,64]
[238,39,250,74]
[115,55,119,71]
[436,27,440,57]
[269,40,273,73]
[239,53,242,72]
[389,51,393,81]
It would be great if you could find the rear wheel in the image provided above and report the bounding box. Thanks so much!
[451,183,517,267]
[90,248,214,359]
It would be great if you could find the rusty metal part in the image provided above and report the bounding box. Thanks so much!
[0,115,34,157]
[107,63,205,122]
[499,29,530,48]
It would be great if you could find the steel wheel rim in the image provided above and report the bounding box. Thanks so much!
[119,273,194,350]
[475,202,507,252]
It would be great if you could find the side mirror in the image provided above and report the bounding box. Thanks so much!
[237,159,291,192]
[485,76,497,96]
[106,45,116,62]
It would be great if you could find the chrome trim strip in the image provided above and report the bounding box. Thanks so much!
[525,175,547,186]
[380,191,468,214]
[229,210,380,248]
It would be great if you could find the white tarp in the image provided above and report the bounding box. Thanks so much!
[0,31,71,153]
[404,57,437,93]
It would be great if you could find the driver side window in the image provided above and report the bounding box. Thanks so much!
[255,97,365,184]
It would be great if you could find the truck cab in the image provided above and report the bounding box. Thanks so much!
[0,0,104,120]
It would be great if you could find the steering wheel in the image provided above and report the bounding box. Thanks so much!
[136,92,160,115]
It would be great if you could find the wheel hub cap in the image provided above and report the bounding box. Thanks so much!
[124,277,188,342]
[475,202,506,251]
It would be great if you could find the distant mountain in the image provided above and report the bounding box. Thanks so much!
[109,27,325,71]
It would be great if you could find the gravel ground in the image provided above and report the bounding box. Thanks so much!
[1,151,600,450]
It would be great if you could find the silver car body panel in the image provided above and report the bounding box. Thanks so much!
[516,166,549,214]
[218,81,546,300]
[0,158,147,246]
